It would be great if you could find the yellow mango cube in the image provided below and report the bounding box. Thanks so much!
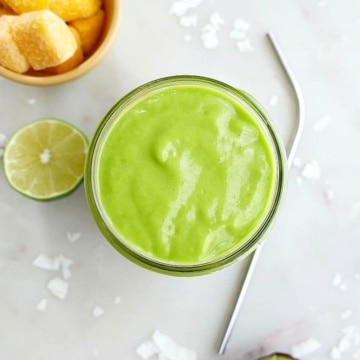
[50,0,102,22]
[70,9,104,55]
[0,15,30,73]
[0,6,16,14]
[44,26,83,75]
[11,10,77,70]
[1,0,50,14]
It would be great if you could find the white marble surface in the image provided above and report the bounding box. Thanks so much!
[1,1,360,359]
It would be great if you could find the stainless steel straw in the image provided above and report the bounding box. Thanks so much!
[218,32,305,355]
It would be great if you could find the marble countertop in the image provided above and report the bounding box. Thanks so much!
[1,1,360,359]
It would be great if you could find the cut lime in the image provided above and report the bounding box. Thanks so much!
[3,118,88,201]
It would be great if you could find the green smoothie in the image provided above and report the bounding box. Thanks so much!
[94,79,279,266]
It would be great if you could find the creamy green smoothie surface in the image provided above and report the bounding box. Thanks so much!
[97,84,277,265]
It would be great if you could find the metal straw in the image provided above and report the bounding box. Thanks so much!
[218,32,305,355]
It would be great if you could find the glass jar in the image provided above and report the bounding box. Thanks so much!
[84,75,287,276]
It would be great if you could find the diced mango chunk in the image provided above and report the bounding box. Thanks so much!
[50,0,101,22]
[0,6,16,15]
[1,0,49,14]
[0,15,30,73]
[11,10,77,70]
[44,26,84,75]
[70,9,104,55]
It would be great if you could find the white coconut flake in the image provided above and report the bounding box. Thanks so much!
[296,176,303,185]
[136,340,159,360]
[353,349,360,359]
[293,157,303,168]
[169,0,202,17]
[179,15,197,27]
[330,346,342,359]
[201,13,224,49]
[67,231,82,242]
[355,273,360,280]
[233,18,250,31]
[58,254,74,280]
[93,306,105,318]
[269,95,279,106]
[301,160,321,180]
[209,12,224,26]
[333,273,343,287]
[47,277,68,299]
[152,330,197,360]
[291,338,322,358]
[313,115,331,132]
[27,98,37,105]
[33,254,60,271]
[36,298,47,312]
[184,34,192,41]
[236,39,254,53]
[0,133,7,147]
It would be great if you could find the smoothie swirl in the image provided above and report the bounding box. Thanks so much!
[96,84,277,265]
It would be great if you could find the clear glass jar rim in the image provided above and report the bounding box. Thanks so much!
[85,75,288,275]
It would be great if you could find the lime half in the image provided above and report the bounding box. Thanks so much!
[3,118,88,201]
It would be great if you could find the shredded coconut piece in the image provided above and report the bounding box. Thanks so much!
[233,18,250,31]
[67,231,82,242]
[330,346,342,359]
[169,0,202,17]
[333,273,347,290]
[269,95,279,106]
[293,157,302,168]
[291,338,322,358]
[136,331,197,360]
[136,340,159,360]
[236,39,254,53]
[36,298,47,311]
[355,274,360,280]
[184,34,192,41]
[179,15,197,27]
[0,133,7,147]
[313,115,331,132]
[47,277,68,299]
[330,326,360,359]
[301,160,321,180]
[58,254,74,280]
[333,273,343,287]
[296,176,303,185]
[33,254,60,271]
[93,306,104,317]
[201,12,224,49]
[152,330,197,360]
[27,98,37,105]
